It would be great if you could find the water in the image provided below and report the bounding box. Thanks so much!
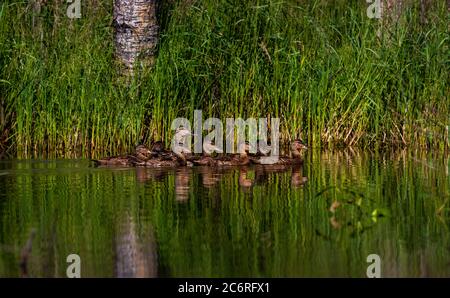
[0,151,449,277]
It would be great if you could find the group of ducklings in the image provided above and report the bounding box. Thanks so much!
[93,130,308,168]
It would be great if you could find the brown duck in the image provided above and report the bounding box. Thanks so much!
[134,143,193,167]
[251,140,307,165]
[148,141,165,157]
[193,142,251,166]
[186,141,221,166]
[92,145,152,166]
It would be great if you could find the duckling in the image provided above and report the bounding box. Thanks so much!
[92,145,152,166]
[173,127,192,144]
[147,140,185,161]
[149,141,165,157]
[133,145,152,160]
[151,128,198,162]
[251,139,307,165]
[203,141,223,156]
[135,143,192,167]
[216,142,253,166]
[193,142,251,166]
[190,141,223,166]
[251,140,272,157]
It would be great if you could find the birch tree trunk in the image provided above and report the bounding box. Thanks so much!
[381,0,432,22]
[381,0,404,24]
[113,0,159,74]
[31,0,45,41]
[378,0,433,40]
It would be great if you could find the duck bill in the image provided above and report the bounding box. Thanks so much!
[297,143,308,151]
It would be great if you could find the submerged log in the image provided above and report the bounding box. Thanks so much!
[113,0,159,74]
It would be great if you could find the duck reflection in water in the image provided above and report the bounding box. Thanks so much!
[238,167,254,190]
[253,164,289,185]
[290,164,308,188]
[135,167,171,183]
[135,164,307,195]
[252,164,308,188]
[175,167,192,202]
[133,167,193,202]
[196,166,224,188]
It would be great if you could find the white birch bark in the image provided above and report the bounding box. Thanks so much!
[113,0,159,73]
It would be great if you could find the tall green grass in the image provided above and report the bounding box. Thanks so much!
[0,0,448,158]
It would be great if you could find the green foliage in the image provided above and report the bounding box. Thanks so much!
[0,1,448,157]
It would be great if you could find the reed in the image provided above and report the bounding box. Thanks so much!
[0,0,448,157]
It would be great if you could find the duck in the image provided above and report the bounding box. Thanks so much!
[149,141,165,157]
[92,145,152,166]
[134,127,197,168]
[251,140,272,157]
[148,128,198,162]
[202,141,223,156]
[250,139,307,165]
[146,140,181,160]
[193,142,251,166]
[133,143,193,167]
[173,127,193,144]
[189,141,222,166]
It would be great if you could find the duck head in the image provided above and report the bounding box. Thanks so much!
[174,127,193,143]
[172,127,194,154]
[238,141,252,156]
[151,141,164,153]
[293,139,308,151]
[203,141,223,156]
[135,145,152,160]
[291,139,308,158]
[259,142,272,156]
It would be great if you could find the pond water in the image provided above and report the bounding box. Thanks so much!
[0,151,449,277]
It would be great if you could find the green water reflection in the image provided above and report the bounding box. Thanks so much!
[0,151,449,277]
